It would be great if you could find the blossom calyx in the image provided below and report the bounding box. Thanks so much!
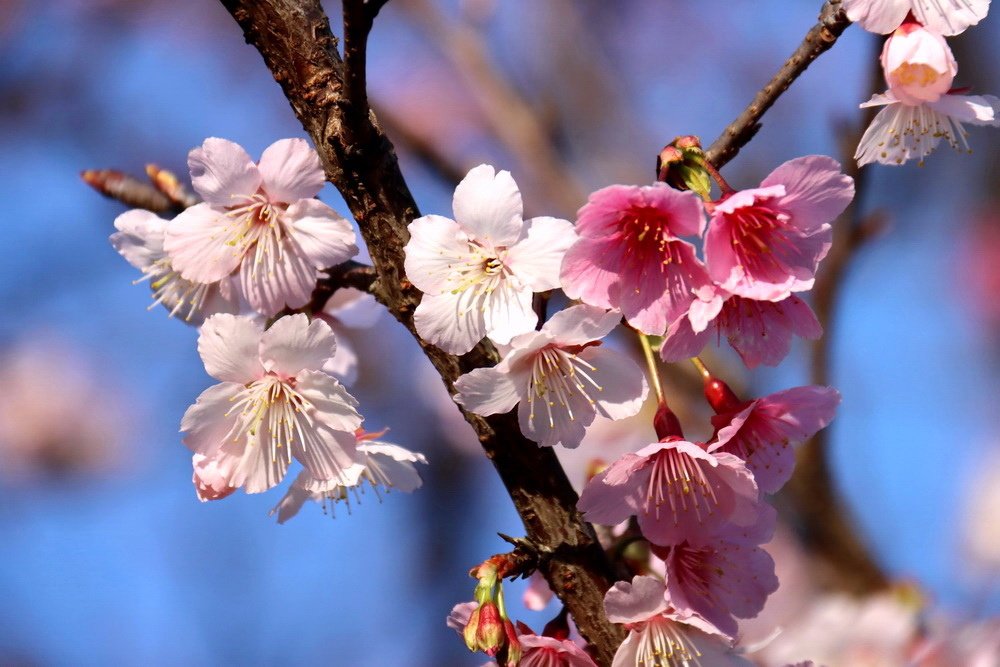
[657,136,712,199]
[463,601,506,655]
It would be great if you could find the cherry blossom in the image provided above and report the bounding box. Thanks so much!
[842,0,991,35]
[881,23,957,106]
[454,305,648,448]
[660,285,822,369]
[704,156,854,301]
[163,138,358,316]
[111,208,240,324]
[577,436,766,547]
[856,91,1000,166]
[270,433,427,522]
[180,313,366,496]
[604,575,754,667]
[709,385,841,494]
[404,164,576,354]
[560,182,709,335]
[518,632,598,667]
[654,540,779,638]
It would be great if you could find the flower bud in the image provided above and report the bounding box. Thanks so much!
[882,22,956,106]
[702,376,743,413]
[502,618,521,666]
[656,136,712,199]
[653,401,684,441]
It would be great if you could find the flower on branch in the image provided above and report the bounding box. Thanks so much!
[182,313,366,497]
[560,183,709,336]
[164,138,358,316]
[404,164,576,355]
[704,156,854,301]
[111,209,241,324]
[454,304,648,448]
[843,0,991,35]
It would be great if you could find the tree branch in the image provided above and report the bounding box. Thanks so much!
[705,0,852,169]
[217,0,623,661]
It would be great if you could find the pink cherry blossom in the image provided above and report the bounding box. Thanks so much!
[454,305,648,448]
[655,540,779,638]
[163,138,358,316]
[577,437,765,547]
[111,209,241,324]
[604,575,754,667]
[316,287,382,384]
[522,571,555,611]
[710,386,841,494]
[856,91,1000,166]
[181,313,366,496]
[842,0,990,35]
[882,23,957,106]
[270,434,427,522]
[560,183,709,335]
[704,156,853,301]
[660,286,822,369]
[518,633,598,667]
[404,164,576,354]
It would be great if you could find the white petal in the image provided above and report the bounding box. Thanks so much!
[270,469,314,523]
[452,164,524,246]
[260,313,337,377]
[180,382,244,455]
[404,214,473,295]
[517,388,591,448]
[454,366,522,416]
[580,346,649,421]
[855,102,941,166]
[164,203,243,283]
[929,93,1000,125]
[483,280,537,345]
[542,304,621,346]
[188,137,262,205]
[257,138,325,203]
[238,235,318,316]
[296,369,363,434]
[842,0,910,33]
[414,290,488,355]
[292,421,365,485]
[111,209,166,270]
[220,428,290,494]
[285,199,358,268]
[505,216,577,291]
[913,0,991,36]
[321,331,359,384]
[197,314,264,383]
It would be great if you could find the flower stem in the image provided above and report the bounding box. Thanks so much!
[638,333,665,405]
[690,356,711,379]
[703,159,735,195]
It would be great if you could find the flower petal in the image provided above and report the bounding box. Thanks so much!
[238,235,318,315]
[762,156,855,232]
[414,290,488,355]
[404,214,473,295]
[660,312,711,362]
[295,369,363,434]
[580,346,649,421]
[454,366,522,416]
[604,575,669,624]
[542,304,621,346]
[188,137,261,205]
[506,216,577,291]
[260,313,337,377]
[842,0,910,33]
[111,209,166,270]
[452,164,524,246]
[197,314,264,383]
[483,279,537,345]
[257,138,325,202]
[285,199,358,268]
[180,382,244,455]
[164,203,243,283]
[912,0,990,35]
[220,428,290,494]
[517,387,593,448]
[291,421,365,485]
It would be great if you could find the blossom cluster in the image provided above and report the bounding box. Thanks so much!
[844,0,1000,166]
[421,158,845,664]
[110,138,425,519]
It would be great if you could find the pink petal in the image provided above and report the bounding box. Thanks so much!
[257,138,325,203]
[238,236,318,315]
[659,313,712,362]
[271,469,313,523]
[454,367,522,416]
[284,199,358,269]
[180,382,243,455]
[197,314,264,383]
[928,94,1000,125]
[617,240,708,335]
[689,289,725,333]
[187,137,261,205]
[542,304,621,346]
[111,209,166,270]
[842,0,910,34]
[321,331,359,384]
[164,203,243,283]
[483,279,537,345]
[762,156,854,233]
[517,387,593,448]
[577,459,649,524]
[725,295,822,368]
[295,369,363,434]
[414,290,488,355]
[559,238,620,310]
[506,216,577,291]
[604,575,669,624]
[260,313,337,377]
[219,428,290,494]
[580,346,649,421]
[404,214,472,295]
[452,164,524,247]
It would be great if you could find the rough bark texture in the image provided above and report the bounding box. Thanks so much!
[217,0,624,662]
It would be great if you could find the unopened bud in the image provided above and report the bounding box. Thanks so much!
[703,376,742,413]
[653,401,684,441]
[656,136,712,199]
[502,618,521,666]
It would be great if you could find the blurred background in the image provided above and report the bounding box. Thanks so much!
[1,0,998,664]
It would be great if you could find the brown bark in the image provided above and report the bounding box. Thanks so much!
[217,0,624,662]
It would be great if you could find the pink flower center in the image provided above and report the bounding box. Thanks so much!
[142,258,214,321]
[621,207,688,269]
[723,203,799,282]
[644,447,720,525]
[222,192,289,272]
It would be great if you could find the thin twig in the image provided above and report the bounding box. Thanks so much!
[342,0,376,140]
[705,0,852,169]
[81,169,177,214]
